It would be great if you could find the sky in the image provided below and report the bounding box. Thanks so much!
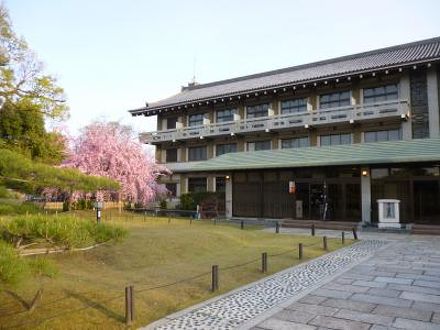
[6,0,440,137]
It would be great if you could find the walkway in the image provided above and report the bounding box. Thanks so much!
[144,233,440,330]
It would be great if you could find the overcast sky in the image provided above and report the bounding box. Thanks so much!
[6,0,440,138]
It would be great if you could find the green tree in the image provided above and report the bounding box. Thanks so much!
[0,3,68,119]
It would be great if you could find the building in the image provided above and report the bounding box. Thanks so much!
[129,37,440,228]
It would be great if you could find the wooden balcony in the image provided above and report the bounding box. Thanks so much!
[140,100,410,144]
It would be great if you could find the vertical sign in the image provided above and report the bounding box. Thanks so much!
[289,181,296,194]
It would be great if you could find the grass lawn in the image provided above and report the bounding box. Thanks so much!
[0,210,353,329]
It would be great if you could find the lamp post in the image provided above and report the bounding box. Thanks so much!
[94,201,103,224]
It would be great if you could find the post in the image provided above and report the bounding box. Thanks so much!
[352,227,358,240]
[125,286,133,325]
[130,285,134,323]
[261,252,267,273]
[211,265,219,292]
[311,224,315,236]
[275,222,280,234]
[214,218,217,225]
[298,243,303,260]
[341,232,345,244]
[323,236,328,250]
[190,217,193,225]
[240,220,244,230]
[168,217,171,224]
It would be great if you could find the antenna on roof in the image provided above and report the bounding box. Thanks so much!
[192,56,197,84]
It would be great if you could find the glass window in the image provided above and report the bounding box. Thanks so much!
[216,143,237,156]
[364,129,402,143]
[320,133,352,146]
[248,140,271,151]
[246,103,269,119]
[188,146,207,161]
[188,177,207,192]
[188,114,204,127]
[280,98,307,114]
[281,136,310,149]
[319,91,351,109]
[216,177,226,192]
[216,109,235,123]
[363,84,398,104]
[371,168,389,179]
[166,117,178,129]
[165,148,178,162]
[165,183,177,197]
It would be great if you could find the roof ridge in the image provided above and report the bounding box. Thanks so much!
[186,36,440,91]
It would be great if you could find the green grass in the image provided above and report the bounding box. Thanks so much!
[0,210,353,329]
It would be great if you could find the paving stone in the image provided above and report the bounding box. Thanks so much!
[285,302,338,316]
[393,317,440,330]
[370,325,400,330]
[367,287,402,298]
[414,280,440,289]
[400,292,440,304]
[258,318,316,330]
[320,298,376,313]
[323,283,370,293]
[335,308,394,326]
[375,276,414,285]
[274,309,315,323]
[352,280,387,288]
[308,315,371,330]
[311,288,353,299]
[388,283,440,295]
[397,274,440,283]
[350,293,413,308]
[372,304,432,322]
[412,301,440,312]
[334,278,355,285]
[297,295,328,305]
[376,266,424,275]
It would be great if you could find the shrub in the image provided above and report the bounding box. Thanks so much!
[179,192,225,210]
[0,214,128,249]
[159,200,167,209]
[0,186,14,199]
[0,240,57,289]
[0,201,41,215]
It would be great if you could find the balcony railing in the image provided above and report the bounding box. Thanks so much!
[140,100,409,144]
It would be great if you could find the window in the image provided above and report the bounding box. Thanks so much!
[320,133,352,146]
[166,117,178,129]
[216,177,226,192]
[188,177,207,192]
[247,140,271,151]
[165,183,177,197]
[364,128,402,143]
[281,98,307,114]
[363,84,398,104]
[319,91,351,109]
[246,103,269,119]
[281,136,310,149]
[216,143,237,156]
[188,114,204,127]
[188,146,207,161]
[165,148,178,162]
[216,109,235,123]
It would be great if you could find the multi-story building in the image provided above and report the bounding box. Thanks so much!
[129,37,440,227]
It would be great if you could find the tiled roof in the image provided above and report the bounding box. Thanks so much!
[130,37,440,116]
[173,138,440,173]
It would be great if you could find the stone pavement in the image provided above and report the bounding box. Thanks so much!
[144,233,440,330]
[250,238,440,330]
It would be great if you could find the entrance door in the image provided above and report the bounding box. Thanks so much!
[310,183,325,220]
[414,180,440,225]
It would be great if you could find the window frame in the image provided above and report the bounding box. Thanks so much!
[246,103,269,119]
[363,84,399,104]
[188,146,208,161]
[364,128,402,143]
[247,140,272,151]
[165,183,177,197]
[281,136,310,149]
[216,143,237,156]
[216,108,235,123]
[188,113,205,127]
[319,133,352,146]
[188,177,207,193]
[319,91,351,109]
[165,148,178,163]
[280,98,308,115]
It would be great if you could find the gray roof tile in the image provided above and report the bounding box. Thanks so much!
[130,37,440,115]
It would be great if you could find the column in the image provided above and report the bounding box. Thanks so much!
[361,167,371,224]
[400,73,412,140]
[225,175,232,218]
[427,68,440,138]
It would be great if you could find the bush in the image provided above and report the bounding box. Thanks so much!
[159,200,167,209]
[0,240,57,289]
[0,201,41,215]
[178,192,225,210]
[0,214,128,249]
[0,186,14,198]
